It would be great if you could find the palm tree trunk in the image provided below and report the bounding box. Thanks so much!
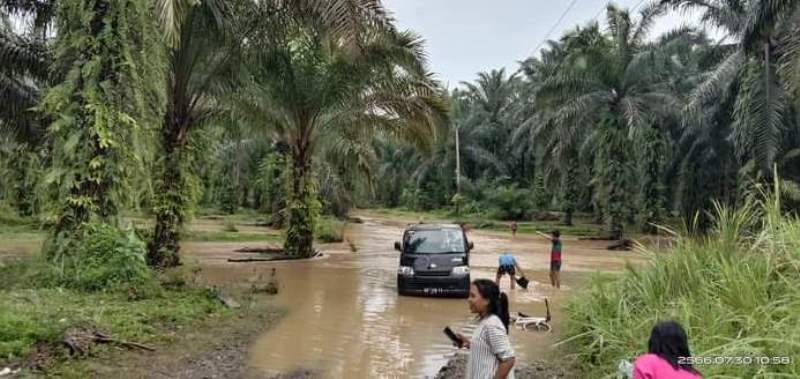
[561,154,579,226]
[147,114,187,268]
[563,210,574,226]
[284,140,316,258]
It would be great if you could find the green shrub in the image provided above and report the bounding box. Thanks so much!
[562,193,800,377]
[450,193,467,215]
[42,223,158,295]
[399,187,421,210]
[483,184,532,220]
[223,220,239,232]
[315,217,344,243]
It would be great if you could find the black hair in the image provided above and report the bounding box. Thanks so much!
[552,229,560,238]
[648,320,698,374]
[471,279,510,333]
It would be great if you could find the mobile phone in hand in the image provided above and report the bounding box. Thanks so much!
[443,326,462,348]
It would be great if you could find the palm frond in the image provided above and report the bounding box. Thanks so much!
[684,50,743,124]
[632,1,669,46]
[732,61,789,172]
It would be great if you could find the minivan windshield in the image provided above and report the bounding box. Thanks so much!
[404,229,465,254]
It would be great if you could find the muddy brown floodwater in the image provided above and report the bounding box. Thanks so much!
[189,214,644,378]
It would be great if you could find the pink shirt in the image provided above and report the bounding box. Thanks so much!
[633,354,702,379]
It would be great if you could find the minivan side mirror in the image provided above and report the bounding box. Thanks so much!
[468,241,474,250]
[394,241,402,252]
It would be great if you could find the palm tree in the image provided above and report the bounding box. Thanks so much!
[517,37,582,225]
[535,4,678,234]
[662,0,800,177]
[0,10,48,143]
[237,1,447,257]
[459,69,521,176]
[1,3,50,215]
[40,0,157,237]
[148,0,239,267]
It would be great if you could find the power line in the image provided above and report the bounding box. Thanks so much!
[514,0,652,76]
[630,0,648,12]
[527,0,579,59]
[593,0,648,25]
[529,0,648,59]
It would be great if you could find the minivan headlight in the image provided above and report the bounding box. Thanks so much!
[398,266,415,276]
[452,266,470,276]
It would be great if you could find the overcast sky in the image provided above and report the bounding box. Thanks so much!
[383,0,719,89]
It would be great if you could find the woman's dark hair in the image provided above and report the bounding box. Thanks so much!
[552,229,560,238]
[648,320,698,373]
[472,279,510,333]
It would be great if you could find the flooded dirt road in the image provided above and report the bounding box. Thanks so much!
[191,213,644,378]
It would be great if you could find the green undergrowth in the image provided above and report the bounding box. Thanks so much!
[562,188,800,378]
[183,230,283,242]
[0,223,233,367]
[0,284,224,362]
[315,216,345,243]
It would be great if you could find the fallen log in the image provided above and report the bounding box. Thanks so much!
[63,326,155,357]
[579,230,622,241]
[580,236,617,241]
[228,251,321,263]
[234,246,284,254]
[93,332,155,351]
[607,239,633,251]
[228,257,278,262]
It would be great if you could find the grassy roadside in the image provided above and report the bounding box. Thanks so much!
[0,258,281,378]
[0,259,217,361]
[183,231,283,242]
[562,194,800,377]
[0,216,284,377]
[37,292,284,379]
[363,207,602,237]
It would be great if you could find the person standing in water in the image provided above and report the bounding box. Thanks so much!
[536,230,562,289]
[455,279,516,379]
[496,252,524,290]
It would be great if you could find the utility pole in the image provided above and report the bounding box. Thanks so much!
[455,126,461,193]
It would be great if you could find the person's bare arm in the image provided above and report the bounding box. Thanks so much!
[456,333,471,349]
[534,231,551,240]
[494,357,515,379]
[514,262,525,277]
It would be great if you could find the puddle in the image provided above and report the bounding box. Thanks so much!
[189,215,644,378]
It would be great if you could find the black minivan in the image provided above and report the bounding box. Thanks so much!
[394,224,473,298]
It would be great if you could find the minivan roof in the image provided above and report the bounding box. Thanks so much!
[406,223,462,231]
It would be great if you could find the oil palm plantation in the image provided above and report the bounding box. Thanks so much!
[517,37,583,225]
[663,0,800,178]
[237,1,447,257]
[535,4,678,234]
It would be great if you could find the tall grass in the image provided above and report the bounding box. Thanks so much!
[562,183,800,378]
[315,217,345,243]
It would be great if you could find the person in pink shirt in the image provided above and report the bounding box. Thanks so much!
[633,321,703,379]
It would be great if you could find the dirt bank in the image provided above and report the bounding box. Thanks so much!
[23,296,284,379]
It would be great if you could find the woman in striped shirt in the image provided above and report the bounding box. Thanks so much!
[455,279,516,379]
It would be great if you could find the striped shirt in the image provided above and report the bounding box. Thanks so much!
[466,314,515,379]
